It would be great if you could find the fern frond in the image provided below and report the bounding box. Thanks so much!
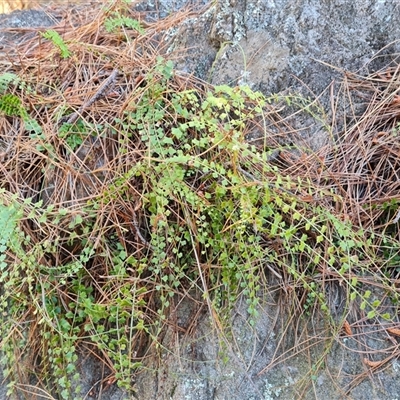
[42,30,71,59]
[105,14,145,34]
[0,73,20,95]
[0,94,22,117]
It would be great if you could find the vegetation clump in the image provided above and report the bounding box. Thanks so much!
[0,1,400,398]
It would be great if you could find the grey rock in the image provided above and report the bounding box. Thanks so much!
[210,1,400,95]
[134,289,400,400]
[0,9,58,49]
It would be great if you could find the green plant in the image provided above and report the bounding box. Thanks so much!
[0,72,20,95]
[2,3,400,398]
[0,73,43,136]
[121,60,386,327]
[104,12,145,35]
[42,30,71,59]
[58,120,103,151]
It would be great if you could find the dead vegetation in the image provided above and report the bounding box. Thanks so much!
[1,0,400,398]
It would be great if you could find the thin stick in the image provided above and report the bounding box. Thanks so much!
[64,69,119,125]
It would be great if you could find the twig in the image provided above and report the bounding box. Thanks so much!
[132,213,153,250]
[63,69,119,126]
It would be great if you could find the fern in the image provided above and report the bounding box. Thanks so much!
[42,30,71,59]
[0,73,20,95]
[105,14,145,34]
[0,93,42,135]
[0,94,22,117]
[0,196,19,251]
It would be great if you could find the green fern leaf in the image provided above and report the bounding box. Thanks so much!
[42,30,71,59]
[105,15,145,34]
[0,73,20,95]
[0,94,22,117]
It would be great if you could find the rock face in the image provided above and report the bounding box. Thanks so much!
[0,8,57,46]
[168,0,400,148]
[134,290,400,400]
[173,0,400,98]
[2,1,400,399]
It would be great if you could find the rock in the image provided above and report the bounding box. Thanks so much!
[165,0,400,154]
[0,9,58,49]
[173,0,400,96]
